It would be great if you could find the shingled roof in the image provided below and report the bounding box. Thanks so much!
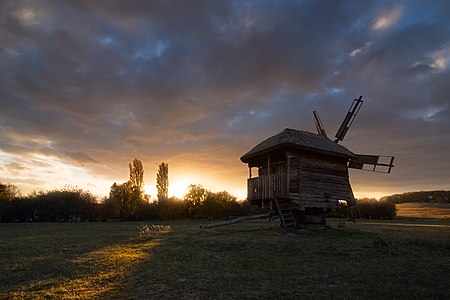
[241,128,355,162]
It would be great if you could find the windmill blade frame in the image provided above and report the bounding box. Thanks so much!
[313,110,327,137]
[334,96,363,143]
[348,154,395,173]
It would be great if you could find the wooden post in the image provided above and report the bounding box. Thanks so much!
[249,167,252,179]
[286,155,291,199]
[267,156,271,198]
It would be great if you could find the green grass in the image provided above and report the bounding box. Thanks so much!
[1,219,449,299]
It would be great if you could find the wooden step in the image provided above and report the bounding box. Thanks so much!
[274,199,297,229]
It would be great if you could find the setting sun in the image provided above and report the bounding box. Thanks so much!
[169,179,191,199]
[144,178,191,200]
[144,184,156,199]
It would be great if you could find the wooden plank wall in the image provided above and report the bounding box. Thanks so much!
[288,157,301,200]
[247,173,287,201]
[289,155,351,209]
[246,152,353,210]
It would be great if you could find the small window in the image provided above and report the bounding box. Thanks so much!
[338,200,348,206]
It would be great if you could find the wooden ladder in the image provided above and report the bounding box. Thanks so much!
[275,199,297,228]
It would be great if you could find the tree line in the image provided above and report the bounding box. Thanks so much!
[0,159,250,222]
[380,191,450,204]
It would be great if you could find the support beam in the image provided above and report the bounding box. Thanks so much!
[202,213,272,229]
[286,155,291,197]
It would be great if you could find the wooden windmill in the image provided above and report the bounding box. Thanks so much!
[240,96,394,228]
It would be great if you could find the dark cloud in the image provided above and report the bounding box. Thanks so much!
[1,0,449,196]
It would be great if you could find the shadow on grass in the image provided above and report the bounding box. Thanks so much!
[118,220,450,299]
[116,222,376,299]
[0,223,171,299]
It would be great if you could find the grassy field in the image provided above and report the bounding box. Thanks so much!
[1,219,449,299]
[396,202,450,219]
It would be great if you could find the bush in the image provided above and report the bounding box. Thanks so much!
[352,198,397,220]
[158,197,184,221]
[1,187,100,222]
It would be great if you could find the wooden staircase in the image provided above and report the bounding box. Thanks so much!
[274,199,297,228]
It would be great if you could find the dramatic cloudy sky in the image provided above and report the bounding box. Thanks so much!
[1,0,449,199]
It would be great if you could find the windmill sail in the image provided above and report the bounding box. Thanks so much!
[335,96,363,143]
[313,110,327,137]
[348,154,395,173]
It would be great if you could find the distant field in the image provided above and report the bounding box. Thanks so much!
[396,202,450,219]
[1,219,449,299]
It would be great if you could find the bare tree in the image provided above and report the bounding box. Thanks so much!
[0,182,19,201]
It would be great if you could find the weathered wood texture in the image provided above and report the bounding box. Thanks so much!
[247,173,287,201]
[297,156,352,207]
[247,151,356,209]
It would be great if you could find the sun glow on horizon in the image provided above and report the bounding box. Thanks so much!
[353,191,386,200]
[144,178,193,200]
[169,178,191,199]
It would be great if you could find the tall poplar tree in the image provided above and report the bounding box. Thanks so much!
[128,158,144,218]
[156,162,169,202]
[129,158,144,193]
